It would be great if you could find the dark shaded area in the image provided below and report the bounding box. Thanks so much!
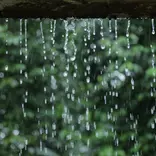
[1,1,156,18]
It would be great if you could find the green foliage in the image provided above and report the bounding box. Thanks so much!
[0,18,156,155]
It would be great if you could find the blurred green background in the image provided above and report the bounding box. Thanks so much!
[0,18,156,156]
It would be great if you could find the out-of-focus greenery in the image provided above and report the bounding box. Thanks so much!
[0,18,156,156]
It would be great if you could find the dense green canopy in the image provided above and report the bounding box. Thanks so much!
[0,18,156,155]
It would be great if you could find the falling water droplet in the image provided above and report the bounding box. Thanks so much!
[109,19,112,33]
[151,19,155,35]
[40,140,43,151]
[99,19,104,37]
[104,95,107,104]
[53,20,56,45]
[19,19,23,85]
[151,123,155,129]
[70,56,76,61]
[63,71,68,77]
[115,19,118,40]
[25,139,28,150]
[126,19,131,49]
[86,122,90,131]
[86,77,90,83]
[40,21,46,60]
[5,65,8,71]
[50,20,56,45]
[87,19,91,41]
[64,20,69,54]
[92,19,96,35]
[24,19,28,61]
[131,78,135,90]
[5,18,8,54]
[90,43,96,51]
